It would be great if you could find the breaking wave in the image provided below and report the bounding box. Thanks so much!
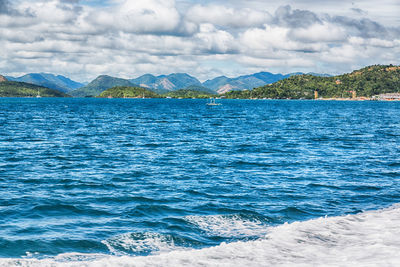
[2,204,400,266]
[184,214,268,238]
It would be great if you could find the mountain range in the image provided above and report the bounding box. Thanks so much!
[6,73,85,93]
[71,72,311,97]
[2,65,398,99]
[204,72,292,94]
[3,71,332,97]
[131,73,202,93]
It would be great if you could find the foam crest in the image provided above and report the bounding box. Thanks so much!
[2,205,400,266]
[102,232,181,255]
[185,214,268,238]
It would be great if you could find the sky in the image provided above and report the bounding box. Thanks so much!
[0,0,399,82]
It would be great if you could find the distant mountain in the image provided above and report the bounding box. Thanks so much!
[202,76,230,92]
[2,71,332,97]
[203,72,293,94]
[6,73,84,93]
[69,75,138,97]
[131,73,202,92]
[0,81,70,97]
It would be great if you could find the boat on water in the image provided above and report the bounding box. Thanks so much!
[36,89,41,98]
[206,97,221,106]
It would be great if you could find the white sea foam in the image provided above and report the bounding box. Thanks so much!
[185,214,268,238]
[2,205,400,267]
[101,232,181,255]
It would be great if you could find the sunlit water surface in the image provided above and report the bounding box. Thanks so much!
[1,98,400,266]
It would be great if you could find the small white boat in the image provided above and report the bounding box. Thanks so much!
[36,89,41,98]
[206,97,221,106]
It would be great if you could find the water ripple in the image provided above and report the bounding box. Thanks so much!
[0,98,400,259]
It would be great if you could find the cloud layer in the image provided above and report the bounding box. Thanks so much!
[0,0,399,81]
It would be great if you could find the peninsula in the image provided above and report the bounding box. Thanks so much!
[224,65,400,100]
[0,78,70,97]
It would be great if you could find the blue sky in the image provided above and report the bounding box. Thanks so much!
[0,0,399,81]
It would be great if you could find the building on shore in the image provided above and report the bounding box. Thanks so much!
[314,90,318,99]
[376,93,400,101]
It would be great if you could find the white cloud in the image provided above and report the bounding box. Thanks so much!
[0,0,399,81]
[195,24,238,54]
[289,23,347,43]
[90,0,182,34]
[240,25,328,54]
[19,0,81,24]
[186,4,271,28]
[349,36,400,48]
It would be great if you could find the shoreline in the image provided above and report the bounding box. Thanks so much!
[2,96,400,101]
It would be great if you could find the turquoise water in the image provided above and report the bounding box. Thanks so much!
[1,98,400,265]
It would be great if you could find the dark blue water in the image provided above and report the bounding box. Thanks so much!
[1,98,400,260]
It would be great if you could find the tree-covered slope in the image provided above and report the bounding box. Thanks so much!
[0,81,70,97]
[182,85,216,94]
[164,89,217,99]
[6,73,84,93]
[203,72,292,93]
[70,75,137,97]
[98,86,160,98]
[224,65,400,99]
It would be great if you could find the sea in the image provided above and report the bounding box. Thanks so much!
[0,98,399,266]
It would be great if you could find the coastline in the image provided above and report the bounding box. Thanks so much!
[2,96,400,101]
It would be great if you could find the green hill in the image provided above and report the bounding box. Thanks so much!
[223,65,400,99]
[6,73,84,93]
[182,85,216,94]
[165,88,217,99]
[70,75,137,97]
[0,81,70,97]
[98,86,160,98]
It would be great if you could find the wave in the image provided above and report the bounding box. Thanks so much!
[101,232,185,256]
[184,214,268,238]
[2,204,400,266]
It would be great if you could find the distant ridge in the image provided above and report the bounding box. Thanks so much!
[6,73,84,93]
[203,72,294,94]
[2,70,333,97]
[69,75,138,97]
[131,71,327,94]
[131,73,202,93]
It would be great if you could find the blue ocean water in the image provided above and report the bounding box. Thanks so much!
[1,98,400,265]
